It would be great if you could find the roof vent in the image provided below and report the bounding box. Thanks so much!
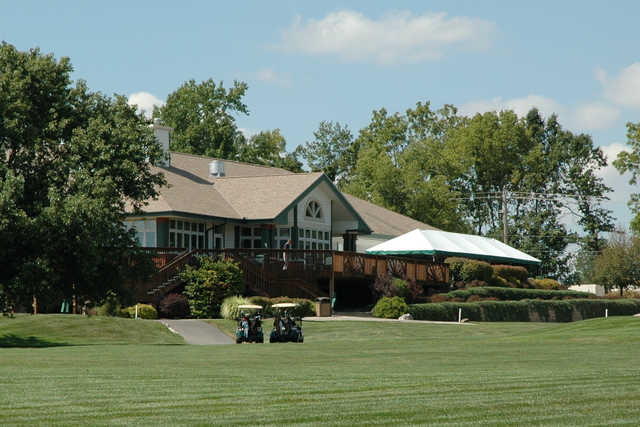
[209,160,225,178]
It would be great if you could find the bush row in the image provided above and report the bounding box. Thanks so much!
[445,257,563,290]
[248,296,315,318]
[409,299,640,322]
[442,287,592,302]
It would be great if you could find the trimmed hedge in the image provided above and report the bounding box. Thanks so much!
[409,299,640,322]
[529,278,564,290]
[461,260,493,283]
[493,265,529,287]
[444,287,592,302]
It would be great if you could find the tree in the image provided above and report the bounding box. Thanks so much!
[447,109,613,280]
[153,78,248,158]
[236,129,303,172]
[613,121,640,234]
[300,121,355,182]
[343,102,470,232]
[593,231,640,296]
[0,43,165,309]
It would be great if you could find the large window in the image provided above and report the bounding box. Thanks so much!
[169,219,205,250]
[298,227,330,250]
[240,226,263,249]
[125,219,156,247]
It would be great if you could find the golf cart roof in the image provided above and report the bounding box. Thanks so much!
[238,304,263,310]
[271,303,298,308]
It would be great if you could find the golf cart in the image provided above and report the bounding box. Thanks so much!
[269,303,304,343]
[236,304,264,344]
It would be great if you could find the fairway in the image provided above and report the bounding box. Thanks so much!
[1,315,639,425]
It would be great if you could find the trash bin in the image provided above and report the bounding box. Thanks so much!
[315,297,331,317]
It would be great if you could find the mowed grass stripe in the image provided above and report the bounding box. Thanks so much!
[1,316,639,425]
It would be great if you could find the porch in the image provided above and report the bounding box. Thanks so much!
[134,248,450,306]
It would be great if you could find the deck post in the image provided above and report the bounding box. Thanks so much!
[329,264,335,317]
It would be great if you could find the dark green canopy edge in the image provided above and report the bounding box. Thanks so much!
[366,249,541,265]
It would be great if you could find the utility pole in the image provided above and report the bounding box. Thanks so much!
[502,187,508,244]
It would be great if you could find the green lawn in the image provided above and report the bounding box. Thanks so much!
[1,315,639,425]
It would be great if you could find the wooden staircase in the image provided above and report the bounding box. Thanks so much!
[142,249,325,304]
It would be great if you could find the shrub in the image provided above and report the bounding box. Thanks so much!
[220,295,251,320]
[392,278,409,301]
[461,260,494,283]
[181,256,244,318]
[123,304,158,319]
[488,275,510,288]
[467,279,489,288]
[407,278,424,303]
[248,296,272,312]
[445,257,467,283]
[493,265,530,287]
[96,290,121,317]
[372,296,409,319]
[530,278,565,290]
[429,294,449,303]
[372,272,395,298]
[268,297,315,317]
[159,293,190,319]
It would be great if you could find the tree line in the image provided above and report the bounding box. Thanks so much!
[2,43,640,309]
[153,78,624,282]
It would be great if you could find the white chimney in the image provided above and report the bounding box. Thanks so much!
[208,160,225,178]
[152,121,172,167]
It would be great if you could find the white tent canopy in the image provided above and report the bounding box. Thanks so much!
[366,229,541,265]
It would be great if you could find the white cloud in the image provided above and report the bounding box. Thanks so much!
[254,67,292,87]
[460,94,563,119]
[597,143,636,204]
[277,10,495,64]
[571,102,620,131]
[460,95,619,132]
[127,92,164,118]
[599,63,640,107]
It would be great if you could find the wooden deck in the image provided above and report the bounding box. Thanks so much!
[135,248,450,303]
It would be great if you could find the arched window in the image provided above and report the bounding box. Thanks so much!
[305,200,322,219]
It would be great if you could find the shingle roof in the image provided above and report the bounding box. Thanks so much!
[212,172,323,220]
[343,193,439,236]
[136,152,437,237]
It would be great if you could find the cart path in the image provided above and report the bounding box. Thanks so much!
[159,319,234,345]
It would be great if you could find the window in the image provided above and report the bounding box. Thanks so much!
[169,219,206,249]
[240,226,262,249]
[297,225,330,251]
[305,200,322,219]
[125,219,156,247]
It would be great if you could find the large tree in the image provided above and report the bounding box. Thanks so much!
[0,43,165,309]
[236,129,303,172]
[300,121,355,182]
[613,121,640,234]
[343,102,469,232]
[593,231,640,296]
[153,78,248,158]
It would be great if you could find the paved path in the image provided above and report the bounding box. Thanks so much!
[159,319,234,345]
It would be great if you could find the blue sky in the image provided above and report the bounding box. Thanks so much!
[3,1,640,228]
